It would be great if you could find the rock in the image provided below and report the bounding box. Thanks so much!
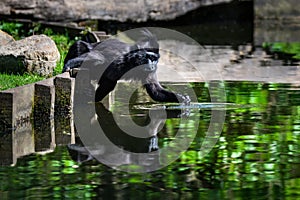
[0,34,60,76]
[0,30,14,46]
[0,0,232,22]
[254,0,300,45]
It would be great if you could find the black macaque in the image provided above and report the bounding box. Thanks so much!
[63,29,190,103]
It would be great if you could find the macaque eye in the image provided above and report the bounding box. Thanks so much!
[146,51,160,62]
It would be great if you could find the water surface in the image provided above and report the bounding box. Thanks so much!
[1,81,300,199]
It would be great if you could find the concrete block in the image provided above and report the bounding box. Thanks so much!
[0,92,13,132]
[13,122,35,165]
[34,78,56,152]
[54,72,74,116]
[0,118,34,166]
[34,120,55,152]
[0,130,13,166]
[0,84,34,131]
[34,78,55,121]
[54,72,75,145]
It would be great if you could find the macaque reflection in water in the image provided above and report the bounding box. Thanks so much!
[68,102,183,168]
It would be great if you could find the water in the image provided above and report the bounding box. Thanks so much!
[1,81,300,199]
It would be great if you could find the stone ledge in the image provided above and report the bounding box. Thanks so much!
[0,0,232,22]
[0,72,73,132]
[0,72,76,165]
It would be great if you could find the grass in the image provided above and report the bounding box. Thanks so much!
[43,28,75,75]
[0,21,75,91]
[0,21,25,40]
[0,73,44,91]
[263,42,300,61]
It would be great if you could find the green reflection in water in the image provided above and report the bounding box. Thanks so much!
[0,81,300,200]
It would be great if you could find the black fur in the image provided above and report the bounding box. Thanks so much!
[63,30,190,103]
[63,41,96,72]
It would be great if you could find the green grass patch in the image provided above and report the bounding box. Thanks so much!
[0,21,25,40]
[262,42,300,61]
[42,28,75,75]
[0,73,44,91]
[0,21,75,91]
